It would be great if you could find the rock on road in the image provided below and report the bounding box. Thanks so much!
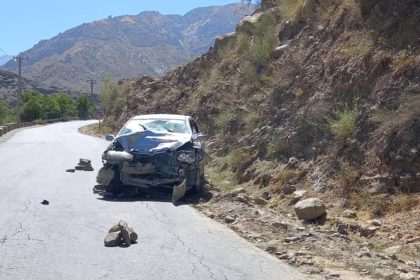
[0,121,305,280]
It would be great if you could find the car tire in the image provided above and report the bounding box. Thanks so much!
[187,169,202,195]
[105,166,124,194]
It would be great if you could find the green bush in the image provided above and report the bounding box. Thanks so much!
[237,34,250,54]
[328,105,358,139]
[100,75,125,118]
[19,92,77,122]
[0,101,16,125]
[76,95,94,119]
[249,14,275,72]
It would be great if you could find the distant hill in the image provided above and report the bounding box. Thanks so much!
[0,55,12,66]
[0,70,69,106]
[1,3,256,93]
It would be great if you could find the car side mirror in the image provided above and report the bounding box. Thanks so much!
[105,134,115,141]
[194,134,208,142]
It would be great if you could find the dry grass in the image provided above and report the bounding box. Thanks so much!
[328,105,358,139]
[266,132,290,159]
[205,155,237,192]
[350,192,390,217]
[336,161,361,196]
[195,67,220,98]
[369,108,393,124]
[393,195,419,213]
[248,14,276,71]
[277,0,305,20]
[237,34,250,54]
[391,50,416,74]
[229,148,253,172]
[271,168,306,193]
[341,31,373,56]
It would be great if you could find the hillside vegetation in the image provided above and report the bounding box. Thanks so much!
[104,0,419,278]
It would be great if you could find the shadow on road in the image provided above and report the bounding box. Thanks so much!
[95,184,213,206]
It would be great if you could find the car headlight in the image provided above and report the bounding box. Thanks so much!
[177,151,196,164]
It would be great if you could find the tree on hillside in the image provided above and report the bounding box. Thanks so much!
[42,95,61,119]
[100,75,125,118]
[0,101,15,125]
[76,95,94,119]
[20,92,44,122]
[53,93,76,118]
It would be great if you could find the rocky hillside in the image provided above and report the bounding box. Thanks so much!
[0,3,255,93]
[0,70,65,105]
[109,0,419,278]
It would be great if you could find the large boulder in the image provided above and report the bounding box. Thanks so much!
[294,198,326,221]
[214,33,237,54]
[236,12,263,35]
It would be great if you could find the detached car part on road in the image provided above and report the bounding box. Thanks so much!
[96,114,207,202]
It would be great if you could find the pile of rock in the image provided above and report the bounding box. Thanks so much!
[104,220,138,247]
[75,159,94,171]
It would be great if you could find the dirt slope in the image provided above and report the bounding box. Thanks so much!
[107,0,420,278]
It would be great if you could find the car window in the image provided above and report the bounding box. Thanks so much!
[117,119,189,136]
[189,119,200,134]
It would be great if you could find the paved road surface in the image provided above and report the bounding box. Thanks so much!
[0,121,305,280]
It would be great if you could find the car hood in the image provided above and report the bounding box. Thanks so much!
[115,131,192,153]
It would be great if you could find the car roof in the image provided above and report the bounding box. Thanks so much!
[131,114,189,121]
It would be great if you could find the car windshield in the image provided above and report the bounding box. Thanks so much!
[117,118,189,136]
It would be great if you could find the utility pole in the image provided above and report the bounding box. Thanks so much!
[87,79,99,128]
[13,55,29,120]
[87,79,97,96]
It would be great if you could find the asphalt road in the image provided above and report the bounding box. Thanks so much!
[0,121,305,280]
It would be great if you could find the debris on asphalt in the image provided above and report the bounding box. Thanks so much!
[66,169,76,173]
[104,220,138,247]
[41,200,49,205]
[74,158,94,171]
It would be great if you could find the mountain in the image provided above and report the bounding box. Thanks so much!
[0,70,68,105]
[108,0,419,278]
[0,3,256,93]
[0,55,12,66]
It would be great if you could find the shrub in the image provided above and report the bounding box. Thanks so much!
[342,31,373,55]
[337,161,361,196]
[328,105,358,139]
[241,62,258,84]
[215,107,243,135]
[100,75,125,118]
[76,95,94,119]
[277,0,305,20]
[369,108,392,124]
[391,50,416,74]
[19,92,77,121]
[249,14,276,72]
[394,196,419,213]
[229,148,253,172]
[266,129,290,159]
[237,34,250,54]
[0,101,15,125]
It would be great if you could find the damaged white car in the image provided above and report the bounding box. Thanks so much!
[96,114,206,201]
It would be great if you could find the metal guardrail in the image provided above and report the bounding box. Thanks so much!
[0,118,78,137]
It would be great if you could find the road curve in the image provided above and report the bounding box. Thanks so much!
[0,121,306,280]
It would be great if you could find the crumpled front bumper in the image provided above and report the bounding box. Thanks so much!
[120,171,184,189]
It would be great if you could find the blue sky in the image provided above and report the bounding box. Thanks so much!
[0,0,240,55]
